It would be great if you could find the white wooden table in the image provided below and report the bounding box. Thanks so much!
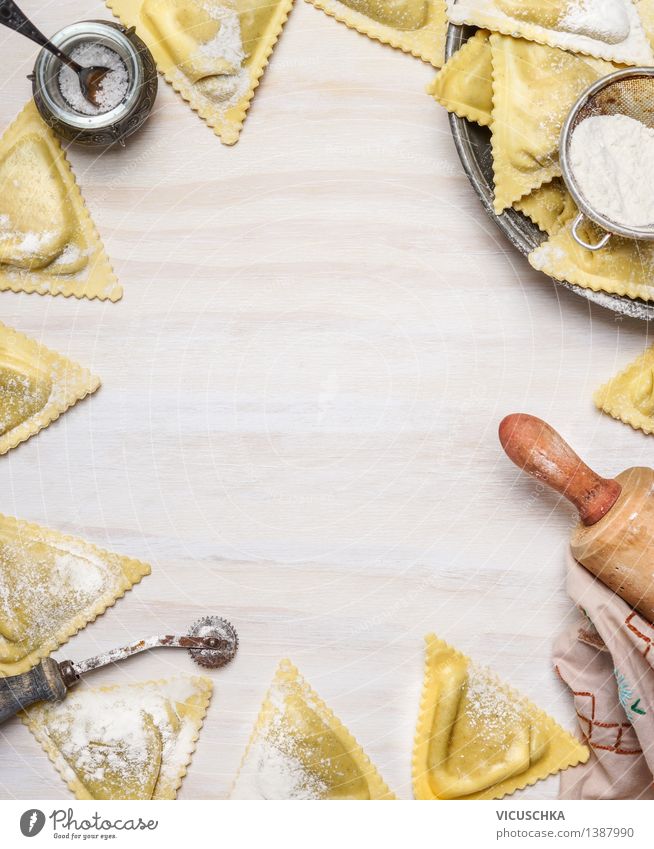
[1,0,650,801]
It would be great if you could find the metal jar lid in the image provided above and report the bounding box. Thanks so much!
[31,20,158,147]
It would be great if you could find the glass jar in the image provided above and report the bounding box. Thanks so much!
[31,20,158,147]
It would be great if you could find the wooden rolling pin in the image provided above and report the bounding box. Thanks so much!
[499,413,654,623]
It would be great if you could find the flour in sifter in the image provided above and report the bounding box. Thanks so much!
[569,114,654,229]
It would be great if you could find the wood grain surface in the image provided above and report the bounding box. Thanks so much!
[1,0,651,801]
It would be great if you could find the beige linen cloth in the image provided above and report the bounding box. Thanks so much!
[553,552,654,799]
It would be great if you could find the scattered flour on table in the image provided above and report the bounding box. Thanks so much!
[569,114,654,229]
[58,43,129,116]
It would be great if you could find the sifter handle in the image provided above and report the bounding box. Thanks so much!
[0,658,68,724]
[499,413,622,526]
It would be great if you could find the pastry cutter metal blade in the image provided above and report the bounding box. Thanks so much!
[0,616,238,725]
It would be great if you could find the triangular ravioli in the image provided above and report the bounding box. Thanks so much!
[230,659,395,798]
[0,102,121,301]
[490,34,615,212]
[447,0,654,65]
[594,345,654,434]
[0,514,150,676]
[529,217,654,301]
[0,322,100,455]
[413,636,589,800]
[638,0,654,50]
[428,29,492,125]
[106,0,294,145]
[306,0,447,67]
[24,676,212,800]
[514,178,576,235]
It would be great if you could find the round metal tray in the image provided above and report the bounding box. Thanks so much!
[445,24,654,321]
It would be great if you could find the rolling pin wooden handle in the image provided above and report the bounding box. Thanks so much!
[499,413,622,526]
[0,657,68,724]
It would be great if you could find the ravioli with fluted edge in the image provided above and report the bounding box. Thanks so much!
[24,677,212,799]
[490,33,615,212]
[306,0,447,67]
[413,635,589,799]
[230,659,395,799]
[0,322,100,456]
[514,179,576,236]
[106,0,294,145]
[0,515,150,676]
[428,29,492,125]
[529,217,654,302]
[447,0,654,65]
[594,345,654,434]
[0,102,120,300]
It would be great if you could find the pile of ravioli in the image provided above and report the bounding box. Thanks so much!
[433,0,654,300]
[429,0,654,436]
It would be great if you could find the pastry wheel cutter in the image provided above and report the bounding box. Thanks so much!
[0,616,238,725]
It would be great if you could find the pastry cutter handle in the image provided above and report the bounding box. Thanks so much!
[499,413,622,526]
[0,658,68,725]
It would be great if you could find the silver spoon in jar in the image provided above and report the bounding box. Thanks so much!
[0,0,110,107]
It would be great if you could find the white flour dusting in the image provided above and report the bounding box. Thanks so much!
[31,679,201,798]
[0,368,49,435]
[464,665,524,733]
[171,3,249,110]
[232,675,332,799]
[0,535,121,654]
[58,43,129,116]
[560,0,630,44]
[197,6,245,70]
[232,736,329,799]
[569,114,654,229]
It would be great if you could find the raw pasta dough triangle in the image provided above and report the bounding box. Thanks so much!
[447,0,654,65]
[413,635,589,800]
[0,102,121,301]
[490,33,615,212]
[24,676,212,799]
[230,659,395,798]
[594,345,654,434]
[428,29,492,125]
[0,322,100,456]
[106,0,294,145]
[0,515,150,676]
[529,218,654,301]
[514,178,576,235]
[306,0,447,67]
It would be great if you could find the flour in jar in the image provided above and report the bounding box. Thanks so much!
[569,113,654,229]
[58,43,129,116]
